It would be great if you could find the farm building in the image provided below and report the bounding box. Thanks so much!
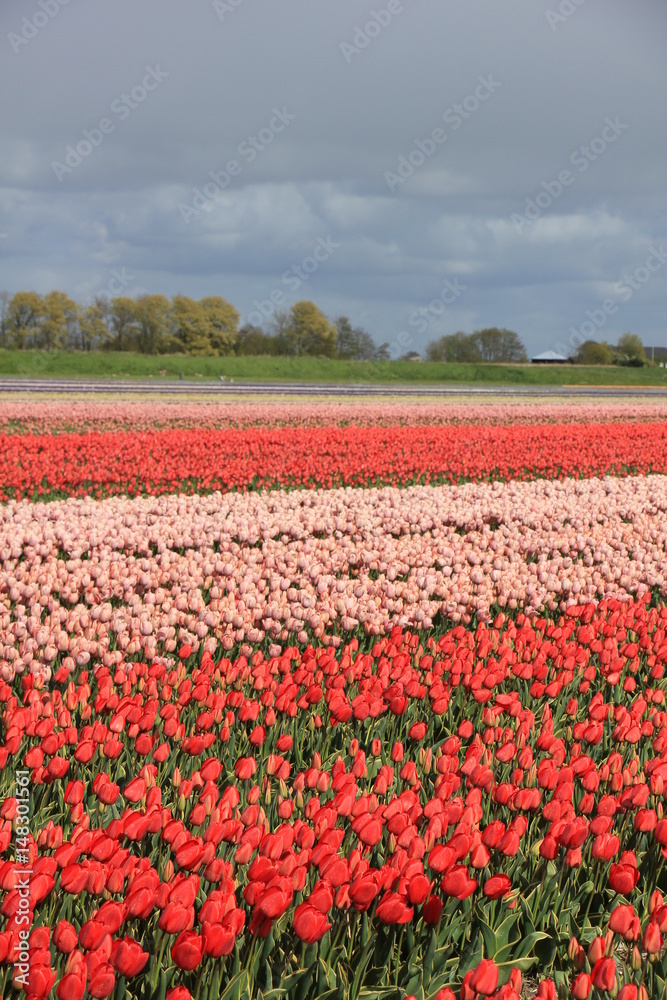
[531,350,570,364]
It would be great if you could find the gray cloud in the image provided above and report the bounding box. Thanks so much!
[0,0,666,355]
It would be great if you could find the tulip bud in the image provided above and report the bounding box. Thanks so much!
[649,891,664,915]
[172,767,182,789]
[631,945,642,971]
[568,936,586,970]
[642,920,662,956]
[571,972,591,999]
[604,929,615,955]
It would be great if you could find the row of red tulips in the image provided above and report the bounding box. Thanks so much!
[1,595,667,997]
[1,420,666,501]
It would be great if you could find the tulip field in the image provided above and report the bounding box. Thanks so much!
[2,398,667,1000]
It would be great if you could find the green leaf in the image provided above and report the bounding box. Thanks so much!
[458,931,483,977]
[220,970,250,1000]
[422,929,437,986]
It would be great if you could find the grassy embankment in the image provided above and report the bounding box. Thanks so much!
[0,349,666,385]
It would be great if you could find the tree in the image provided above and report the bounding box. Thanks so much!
[109,297,139,351]
[236,323,278,356]
[374,342,391,361]
[7,292,43,349]
[286,301,337,357]
[574,340,614,365]
[425,331,482,363]
[470,327,527,363]
[199,296,239,355]
[335,317,378,360]
[615,332,645,366]
[173,296,214,355]
[39,291,78,350]
[0,292,9,348]
[134,295,176,354]
[269,310,294,355]
[78,299,112,352]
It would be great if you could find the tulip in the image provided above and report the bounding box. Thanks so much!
[86,963,115,999]
[293,901,332,943]
[54,920,78,954]
[591,957,616,993]
[468,958,499,996]
[642,920,663,955]
[609,861,640,895]
[483,874,512,899]
[171,931,203,972]
[571,973,592,999]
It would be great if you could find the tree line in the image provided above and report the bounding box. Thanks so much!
[572,333,648,366]
[424,328,527,363]
[0,291,393,360]
[7,289,646,365]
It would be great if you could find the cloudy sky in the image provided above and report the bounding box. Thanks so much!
[0,0,665,356]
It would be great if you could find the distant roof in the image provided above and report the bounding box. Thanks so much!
[532,350,569,361]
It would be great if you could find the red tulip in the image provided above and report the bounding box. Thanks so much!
[536,981,557,1000]
[468,958,499,996]
[375,892,414,925]
[483,874,512,899]
[591,957,616,993]
[201,921,236,958]
[571,973,592,999]
[54,920,78,954]
[293,902,332,943]
[171,931,203,971]
[441,865,477,899]
[423,894,443,924]
[235,757,256,780]
[111,936,149,977]
[609,861,640,895]
[56,971,87,1000]
[86,962,115,999]
[642,920,663,955]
